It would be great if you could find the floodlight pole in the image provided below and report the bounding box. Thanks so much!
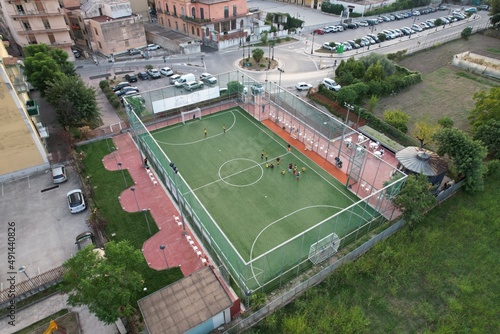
[159,244,169,269]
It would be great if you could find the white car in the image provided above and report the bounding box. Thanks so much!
[51,165,67,184]
[146,44,161,51]
[295,82,312,91]
[67,189,86,214]
[357,21,369,27]
[322,78,341,92]
[160,67,174,76]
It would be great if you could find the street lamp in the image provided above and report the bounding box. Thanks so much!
[117,162,127,187]
[277,67,284,87]
[130,187,140,212]
[142,209,152,235]
[169,162,187,234]
[18,266,36,288]
[344,102,354,125]
[159,244,169,269]
[311,30,316,54]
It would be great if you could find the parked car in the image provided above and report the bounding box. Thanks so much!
[342,42,352,51]
[347,40,360,49]
[147,68,161,79]
[138,72,149,80]
[75,231,95,250]
[184,81,204,91]
[411,24,423,32]
[51,165,67,184]
[464,7,477,14]
[146,44,161,51]
[313,29,325,35]
[295,82,312,91]
[322,78,341,92]
[347,23,358,29]
[322,42,335,51]
[72,49,81,58]
[169,74,181,84]
[160,67,174,76]
[67,189,86,214]
[116,87,139,97]
[250,83,265,95]
[112,82,131,92]
[128,48,141,55]
[357,21,369,27]
[200,73,218,85]
[367,34,380,43]
[125,74,138,82]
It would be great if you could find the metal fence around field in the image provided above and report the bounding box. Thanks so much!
[124,70,407,297]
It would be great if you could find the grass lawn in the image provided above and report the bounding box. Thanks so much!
[77,140,183,299]
[247,166,500,334]
[373,34,500,137]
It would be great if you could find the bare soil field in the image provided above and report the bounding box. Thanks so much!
[372,34,500,134]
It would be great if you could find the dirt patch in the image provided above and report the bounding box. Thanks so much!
[372,34,500,135]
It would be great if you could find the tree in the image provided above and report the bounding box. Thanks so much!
[261,31,269,45]
[23,52,63,95]
[491,13,500,26]
[360,53,396,77]
[24,44,76,77]
[252,48,264,63]
[45,75,100,128]
[413,121,439,148]
[438,116,454,129]
[434,18,443,27]
[461,26,473,40]
[393,173,436,227]
[367,94,378,113]
[473,120,500,159]
[468,87,500,130]
[62,240,145,324]
[383,109,410,133]
[364,61,385,82]
[433,128,487,192]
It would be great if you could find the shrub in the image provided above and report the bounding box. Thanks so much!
[145,64,153,70]
[384,109,410,133]
[99,80,109,90]
[461,26,473,40]
[110,96,121,109]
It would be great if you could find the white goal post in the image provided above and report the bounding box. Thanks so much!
[308,233,340,265]
[181,107,202,124]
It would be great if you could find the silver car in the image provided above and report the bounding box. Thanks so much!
[51,165,67,184]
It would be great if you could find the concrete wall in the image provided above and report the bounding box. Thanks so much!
[89,15,147,54]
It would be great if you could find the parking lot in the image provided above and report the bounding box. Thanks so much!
[0,166,89,289]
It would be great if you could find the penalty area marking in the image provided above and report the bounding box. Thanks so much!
[248,204,367,288]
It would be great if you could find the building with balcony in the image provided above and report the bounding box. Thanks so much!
[154,0,253,50]
[0,0,73,58]
[0,39,50,182]
[61,0,147,56]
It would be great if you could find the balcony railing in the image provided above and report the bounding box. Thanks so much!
[180,15,211,24]
[12,8,63,18]
[18,27,70,34]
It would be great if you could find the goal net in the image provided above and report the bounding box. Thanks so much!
[308,233,340,265]
[181,107,202,124]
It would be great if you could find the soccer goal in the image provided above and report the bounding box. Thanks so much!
[308,233,340,265]
[181,107,202,124]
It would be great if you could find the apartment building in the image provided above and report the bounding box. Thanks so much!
[0,0,73,57]
[154,0,251,49]
[0,40,50,181]
[62,0,147,56]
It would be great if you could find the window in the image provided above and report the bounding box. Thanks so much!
[98,41,102,49]
[200,8,204,20]
[173,5,177,16]
[191,26,194,34]
[181,7,184,17]
[233,5,237,16]
[168,19,171,28]
[16,5,25,15]
[197,27,200,36]
[26,35,37,44]
[22,21,31,31]
[94,27,98,36]
[175,21,178,30]
[191,7,195,18]
[224,6,229,18]
[183,23,186,33]
[42,19,51,29]
[165,4,169,13]
[125,40,129,47]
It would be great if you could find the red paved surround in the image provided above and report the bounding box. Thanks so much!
[102,133,206,276]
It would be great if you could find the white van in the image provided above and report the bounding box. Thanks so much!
[174,73,196,87]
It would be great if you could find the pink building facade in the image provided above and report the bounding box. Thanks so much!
[154,0,251,49]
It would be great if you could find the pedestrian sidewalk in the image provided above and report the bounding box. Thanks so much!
[0,294,116,334]
[102,133,207,276]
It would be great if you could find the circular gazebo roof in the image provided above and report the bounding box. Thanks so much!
[395,147,448,176]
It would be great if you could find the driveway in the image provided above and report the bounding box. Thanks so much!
[0,167,90,288]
